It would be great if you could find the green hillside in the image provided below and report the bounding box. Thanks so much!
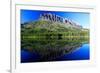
[21,20,89,38]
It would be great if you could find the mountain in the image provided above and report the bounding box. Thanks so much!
[21,20,83,32]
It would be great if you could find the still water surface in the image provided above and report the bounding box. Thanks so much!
[21,43,89,63]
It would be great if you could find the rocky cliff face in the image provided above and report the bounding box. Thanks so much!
[39,13,82,29]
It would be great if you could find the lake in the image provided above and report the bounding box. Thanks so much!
[21,43,90,63]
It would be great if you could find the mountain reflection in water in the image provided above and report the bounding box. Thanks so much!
[21,36,89,63]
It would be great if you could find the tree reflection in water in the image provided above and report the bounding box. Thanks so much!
[21,35,89,62]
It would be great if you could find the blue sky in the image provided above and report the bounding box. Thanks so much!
[21,9,90,28]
